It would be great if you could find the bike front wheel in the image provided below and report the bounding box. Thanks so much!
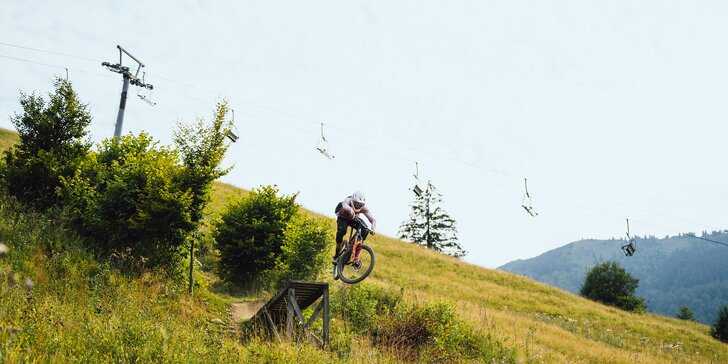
[336,244,375,284]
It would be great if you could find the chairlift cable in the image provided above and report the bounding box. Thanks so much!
[2,43,721,232]
[682,233,728,248]
[0,42,101,63]
[4,45,727,245]
[0,54,113,79]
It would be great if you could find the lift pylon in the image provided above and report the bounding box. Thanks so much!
[102,45,154,138]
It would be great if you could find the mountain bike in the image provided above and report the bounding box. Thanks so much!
[333,214,376,284]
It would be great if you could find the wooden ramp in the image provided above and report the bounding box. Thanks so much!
[251,281,329,347]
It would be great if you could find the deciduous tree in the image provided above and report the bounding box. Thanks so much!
[214,185,298,284]
[580,261,646,312]
[2,77,91,209]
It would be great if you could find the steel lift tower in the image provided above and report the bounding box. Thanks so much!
[102,45,153,138]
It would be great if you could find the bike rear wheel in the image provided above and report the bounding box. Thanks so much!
[336,244,375,284]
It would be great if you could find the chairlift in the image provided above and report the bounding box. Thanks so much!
[136,72,156,106]
[521,178,538,216]
[316,123,334,159]
[621,218,637,256]
[225,109,239,143]
[412,162,423,196]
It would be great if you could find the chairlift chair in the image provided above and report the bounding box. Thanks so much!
[621,218,637,256]
[136,72,156,106]
[225,110,239,143]
[521,178,538,216]
[412,162,423,196]
[316,123,334,159]
[621,241,636,256]
[226,128,239,143]
[137,88,156,106]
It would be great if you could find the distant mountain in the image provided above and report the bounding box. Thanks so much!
[499,232,728,324]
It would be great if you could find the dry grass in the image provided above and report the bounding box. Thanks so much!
[355,233,727,363]
[0,127,725,362]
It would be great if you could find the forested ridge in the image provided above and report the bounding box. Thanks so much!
[500,232,728,324]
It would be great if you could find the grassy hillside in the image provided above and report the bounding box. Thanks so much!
[500,236,728,324]
[0,128,19,153]
[0,127,726,362]
[364,234,727,362]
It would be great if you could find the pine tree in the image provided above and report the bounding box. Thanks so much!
[712,305,728,343]
[675,305,696,321]
[398,181,466,258]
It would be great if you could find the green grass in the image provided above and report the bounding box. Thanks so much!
[359,231,728,362]
[0,127,726,363]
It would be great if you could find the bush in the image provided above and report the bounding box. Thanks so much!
[711,305,728,343]
[264,214,331,290]
[331,283,403,334]
[60,133,194,271]
[173,101,233,225]
[214,185,298,285]
[580,261,646,312]
[372,301,514,363]
[0,195,249,363]
[1,77,91,210]
[676,305,696,321]
[331,284,513,362]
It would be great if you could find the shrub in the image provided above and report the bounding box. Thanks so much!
[331,283,403,334]
[264,214,331,290]
[580,261,646,312]
[60,133,194,271]
[676,305,696,321]
[173,101,234,225]
[1,77,91,210]
[371,300,514,363]
[214,185,298,285]
[711,305,728,343]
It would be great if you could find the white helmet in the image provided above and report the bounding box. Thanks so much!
[352,190,366,206]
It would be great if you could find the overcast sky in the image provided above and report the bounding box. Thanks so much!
[2,1,727,268]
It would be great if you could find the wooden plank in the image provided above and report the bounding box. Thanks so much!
[288,291,307,325]
[286,288,294,340]
[306,299,324,329]
[264,308,281,343]
[307,331,323,346]
[251,280,330,347]
[289,288,317,344]
[323,285,329,347]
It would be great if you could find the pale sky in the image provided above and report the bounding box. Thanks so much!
[1,1,727,268]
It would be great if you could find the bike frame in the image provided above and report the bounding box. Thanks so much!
[347,221,365,264]
[335,215,376,284]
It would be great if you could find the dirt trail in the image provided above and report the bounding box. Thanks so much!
[231,300,266,322]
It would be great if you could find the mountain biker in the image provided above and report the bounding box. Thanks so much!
[333,190,377,264]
